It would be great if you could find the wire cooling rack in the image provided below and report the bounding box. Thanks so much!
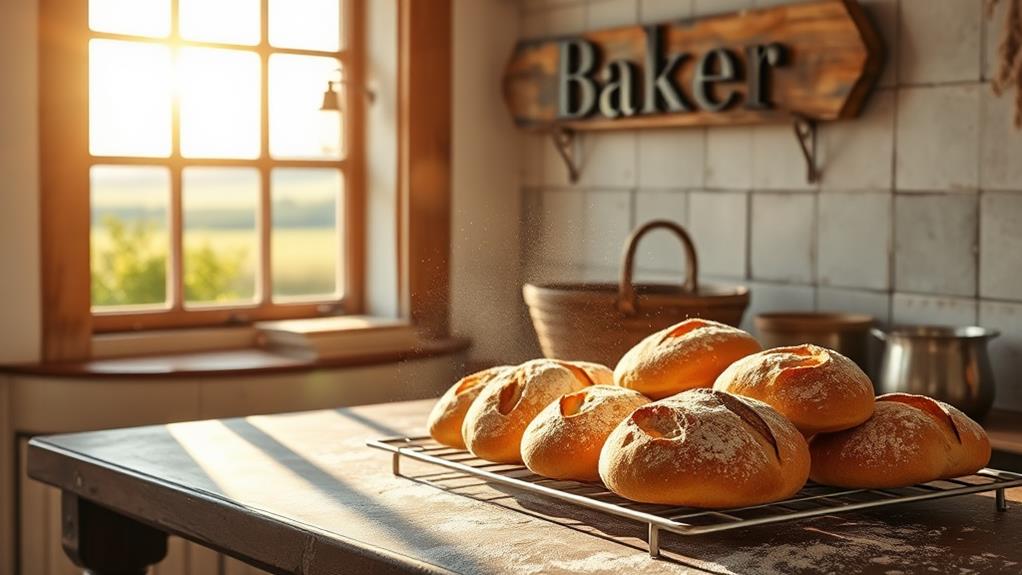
[368,435,1022,558]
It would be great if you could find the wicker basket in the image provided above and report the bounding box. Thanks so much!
[523,220,751,367]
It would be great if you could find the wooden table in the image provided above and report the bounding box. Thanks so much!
[27,400,1022,575]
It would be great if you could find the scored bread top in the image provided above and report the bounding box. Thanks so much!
[808,393,992,488]
[521,385,649,481]
[876,393,991,476]
[713,344,875,435]
[461,358,596,463]
[598,388,810,507]
[614,319,761,399]
[529,385,649,440]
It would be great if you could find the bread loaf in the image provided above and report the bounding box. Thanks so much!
[614,319,761,400]
[461,359,600,463]
[809,393,992,488]
[713,344,874,436]
[427,366,510,449]
[521,385,649,481]
[598,389,810,508]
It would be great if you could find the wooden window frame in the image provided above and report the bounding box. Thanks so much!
[40,0,452,362]
[40,0,371,359]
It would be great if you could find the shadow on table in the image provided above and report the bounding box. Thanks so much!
[399,471,728,573]
[220,418,492,574]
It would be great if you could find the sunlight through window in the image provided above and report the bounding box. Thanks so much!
[269,0,342,51]
[179,48,261,159]
[183,168,260,306]
[89,40,172,157]
[270,55,344,159]
[180,0,260,45]
[86,0,351,324]
[272,169,343,300]
[89,0,170,38]
[90,166,171,309]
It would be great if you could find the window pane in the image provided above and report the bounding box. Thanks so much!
[269,55,343,160]
[90,0,170,38]
[179,48,261,159]
[91,166,170,309]
[180,0,260,46]
[90,40,172,157]
[183,168,260,305]
[271,169,342,299]
[269,0,342,51]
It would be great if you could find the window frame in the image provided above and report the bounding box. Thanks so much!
[39,0,367,354]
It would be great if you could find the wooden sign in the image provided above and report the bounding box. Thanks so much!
[503,0,883,131]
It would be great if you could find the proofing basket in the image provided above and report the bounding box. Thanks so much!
[523,220,751,367]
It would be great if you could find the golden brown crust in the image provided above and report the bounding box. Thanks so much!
[876,393,992,478]
[712,344,875,435]
[809,393,991,488]
[613,319,761,400]
[462,359,593,463]
[598,389,810,508]
[427,366,510,449]
[559,361,614,386]
[521,386,649,481]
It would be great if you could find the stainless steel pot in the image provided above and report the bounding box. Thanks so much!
[872,326,1000,421]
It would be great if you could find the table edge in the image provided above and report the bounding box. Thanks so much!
[27,437,461,575]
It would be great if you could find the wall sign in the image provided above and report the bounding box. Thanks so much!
[503,0,884,131]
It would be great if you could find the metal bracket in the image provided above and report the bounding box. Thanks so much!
[792,117,819,184]
[550,126,580,184]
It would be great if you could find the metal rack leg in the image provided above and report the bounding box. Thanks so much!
[996,488,1007,511]
[648,524,660,559]
[392,453,402,476]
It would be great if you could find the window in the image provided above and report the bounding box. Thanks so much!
[40,0,449,362]
[81,0,363,331]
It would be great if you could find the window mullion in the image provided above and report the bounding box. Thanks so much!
[170,167,184,311]
[168,0,185,311]
[258,0,272,307]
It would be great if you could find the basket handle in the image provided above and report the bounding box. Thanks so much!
[617,220,699,316]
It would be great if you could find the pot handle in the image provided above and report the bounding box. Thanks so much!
[617,220,699,316]
[870,327,888,341]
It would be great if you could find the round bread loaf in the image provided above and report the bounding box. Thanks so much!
[427,366,510,449]
[462,359,595,463]
[598,389,810,508]
[712,344,874,436]
[614,319,761,400]
[521,385,650,481]
[809,393,992,488]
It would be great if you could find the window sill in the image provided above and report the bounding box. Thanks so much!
[0,337,470,379]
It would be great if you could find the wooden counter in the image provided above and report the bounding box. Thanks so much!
[27,400,1022,575]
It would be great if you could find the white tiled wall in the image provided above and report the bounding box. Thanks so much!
[516,0,1022,410]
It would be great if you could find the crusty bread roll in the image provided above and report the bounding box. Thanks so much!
[521,385,650,481]
[598,389,810,508]
[614,319,761,400]
[879,394,991,477]
[462,359,596,463]
[427,366,510,449]
[809,393,992,488]
[712,344,874,436]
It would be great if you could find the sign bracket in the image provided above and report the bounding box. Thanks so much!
[550,126,580,184]
[792,117,819,184]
